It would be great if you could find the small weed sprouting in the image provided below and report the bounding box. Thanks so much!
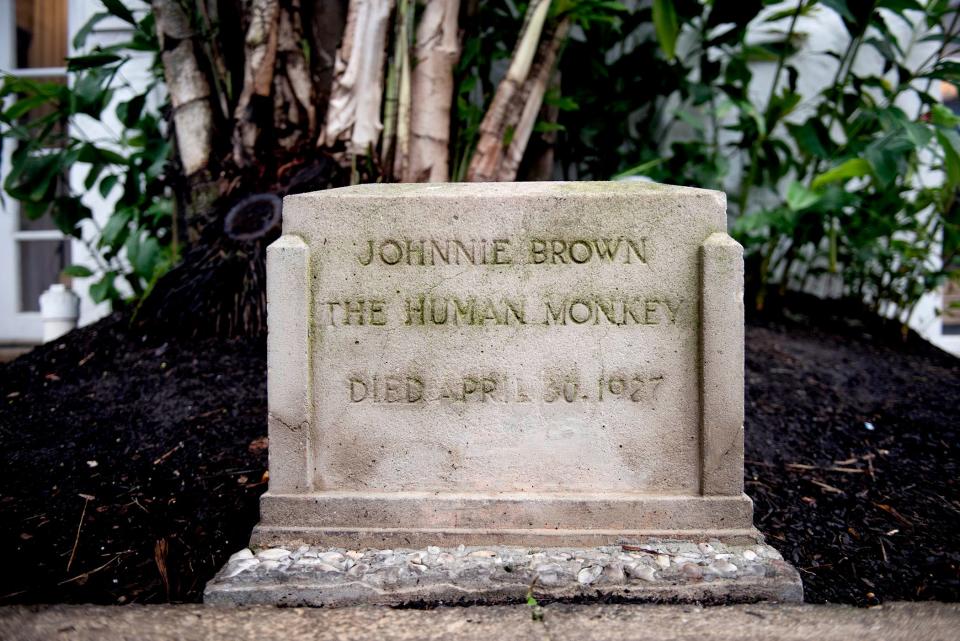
[526,583,544,622]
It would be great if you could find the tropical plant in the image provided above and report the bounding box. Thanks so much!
[1,1,173,305]
[562,0,959,326]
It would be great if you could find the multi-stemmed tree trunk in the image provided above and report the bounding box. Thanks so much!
[148,0,571,335]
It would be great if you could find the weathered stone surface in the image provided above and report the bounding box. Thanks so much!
[255,181,755,546]
[204,542,802,606]
[7,602,959,641]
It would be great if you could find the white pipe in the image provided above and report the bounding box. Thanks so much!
[39,284,80,343]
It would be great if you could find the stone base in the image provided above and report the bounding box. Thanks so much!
[251,492,760,548]
[204,542,802,607]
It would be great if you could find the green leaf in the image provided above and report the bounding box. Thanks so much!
[877,0,924,17]
[51,196,91,237]
[936,129,960,190]
[132,236,162,278]
[99,174,120,198]
[73,12,111,48]
[2,94,52,121]
[100,0,136,25]
[921,60,960,84]
[865,134,914,184]
[931,103,960,128]
[821,0,855,24]
[652,0,679,61]
[100,209,131,249]
[84,163,105,190]
[63,265,94,278]
[811,158,871,189]
[613,158,665,179]
[787,121,830,158]
[116,94,146,127]
[67,53,123,71]
[89,272,119,304]
[786,181,821,211]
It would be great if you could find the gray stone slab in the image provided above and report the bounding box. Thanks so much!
[4,602,957,641]
[204,542,801,607]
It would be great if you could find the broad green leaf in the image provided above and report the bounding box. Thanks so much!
[63,265,94,278]
[67,53,123,71]
[652,0,679,60]
[2,95,53,121]
[787,121,830,158]
[100,0,136,25]
[931,104,960,128]
[936,129,960,190]
[89,272,119,304]
[811,158,871,189]
[133,236,161,278]
[117,94,146,127]
[821,0,855,23]
[100,209,131,248]
[84,163,105,190]
[786,181,821,211]
[99,174,120,198]
[865,134,914,184]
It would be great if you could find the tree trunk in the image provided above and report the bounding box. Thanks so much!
[320,0,395,158]
[498,19,568,182]
[402,0,460,182]
[154,0,213,177]
[231,0,281,167]
[466,0,561,182]
[144,0,568,335]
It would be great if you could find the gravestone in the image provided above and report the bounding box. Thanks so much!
[206,182,802,606]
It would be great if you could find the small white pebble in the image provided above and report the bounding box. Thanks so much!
[228,548,254,563]
[223,558,259,578]
[627,564,656,582]
[656,555,670,569]
[698,543,715,554]
[742,550,758,561]
[86,460,98,468]
[577,565,603,585]
[713,560,738,575]
[256,548,291,561]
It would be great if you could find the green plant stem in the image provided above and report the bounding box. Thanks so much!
[737,1,805,216]
[921,10,960,97]
[763,1,804,122]
[808,3,876,179]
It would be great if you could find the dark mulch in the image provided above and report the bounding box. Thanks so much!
[0,298,957,605]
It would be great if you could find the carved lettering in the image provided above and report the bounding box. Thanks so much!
[347,371,665,406]
[355,237,647,266]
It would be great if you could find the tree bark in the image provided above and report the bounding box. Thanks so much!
[402,0,460,182]
[153,0,213,177]
[231,0,281,167]
[466,0,560,182]
[499,19,568,182]
[320,0,395,157]
[273,0,316,149]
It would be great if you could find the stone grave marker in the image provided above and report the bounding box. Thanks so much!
[206,182,802,606]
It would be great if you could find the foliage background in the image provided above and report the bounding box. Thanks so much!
[1,0,957,332]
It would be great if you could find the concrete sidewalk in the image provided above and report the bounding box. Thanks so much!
[1,602,957,641]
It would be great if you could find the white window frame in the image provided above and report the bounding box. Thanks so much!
[0,0,71,343]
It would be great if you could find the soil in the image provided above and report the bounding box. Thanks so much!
[0,297,957,606]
